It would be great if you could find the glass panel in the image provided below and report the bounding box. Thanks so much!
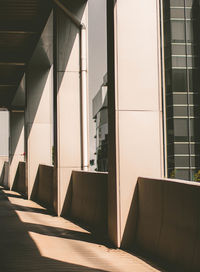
[171,20,185,42]
[172,44,186,55]
[174,143,190,154]
[171,8,185,19]
[170,0,184,7]
[172,69,187,91]
[189,69,200,91]
[175,169,190,180]
[187,44,196,55]
[186,21,194,42]
[173,105,188,116]
[172,56,186,67]
[174,119,189,137]
[174,156,190,167]
[185,0,195,7]
[162,0,200,181]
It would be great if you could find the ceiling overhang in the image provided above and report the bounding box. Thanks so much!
[0,0,52,108]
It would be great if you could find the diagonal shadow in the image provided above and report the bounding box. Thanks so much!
[120,179,170,272]
[26,11,53,140]
[9,203,55,216]
[7,190,112,248]
[56,0,87,91]
[0,188,109,272]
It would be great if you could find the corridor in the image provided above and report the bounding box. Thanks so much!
[0,187,160,272]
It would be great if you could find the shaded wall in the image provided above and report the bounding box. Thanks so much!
[56,1,88,215]
[123,177,200,272]
[62,170,108,233]
[26,12,53,199]
[9,112,25,190]
[31,164,55,211]
[0,160,9,188]
[107,0,164,246]
[12,162,26,196]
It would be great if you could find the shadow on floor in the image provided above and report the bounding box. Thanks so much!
[123,249,167,272]
[63,216,113,249]
[9,204,112,248]
[10,203,55,216]
[25,222,112,247]
[4,192,24,199]
[4,188,112,249]
[0,189,109,272]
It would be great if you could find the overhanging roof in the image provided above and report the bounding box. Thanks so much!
[0,0,52,108]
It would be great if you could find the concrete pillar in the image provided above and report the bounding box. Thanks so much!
[26,13,53,199]
[55,3,88,215]
[9,112,25,189]
[107,0,164,246]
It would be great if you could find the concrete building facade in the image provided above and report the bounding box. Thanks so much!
[1,1,200,270]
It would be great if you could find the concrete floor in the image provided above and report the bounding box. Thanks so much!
[0,187,161,272]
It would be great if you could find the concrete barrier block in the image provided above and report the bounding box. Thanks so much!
[70,171,108,233]
[12,162,26,196]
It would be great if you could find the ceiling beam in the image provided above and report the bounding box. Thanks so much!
[0,84,17,87]
[9,106,25,112]
[0,62,26,66]
[0,30,36,35]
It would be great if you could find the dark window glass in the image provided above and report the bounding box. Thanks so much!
[172,44,186,55]
[186,21,194,42]
[171,20,185,42]
[163,0,200,181]
[185,0,195,7]
[172,56,186,67]
[174,118,189,137]
[171,8,185,18]
[170,0,184,7]
[189,69,200,91]
[174,143,190,154]
[174,156,190,167]
[172,69,187,91]
[175,169,190,180]
[173,105,188,116]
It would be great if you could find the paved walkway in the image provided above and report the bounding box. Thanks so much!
[0,187,161,272]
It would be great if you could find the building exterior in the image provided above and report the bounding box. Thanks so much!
[88,0,107,172]
[92,74,108,172]
[1,1,200,266]
[163,0,200,181]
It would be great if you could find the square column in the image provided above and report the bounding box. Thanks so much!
[55,3,88,215]
[9,112,25,191]
[26,13,54,199]
[107,0,164,246]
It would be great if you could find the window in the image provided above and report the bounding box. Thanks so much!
[163,0,200,181]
